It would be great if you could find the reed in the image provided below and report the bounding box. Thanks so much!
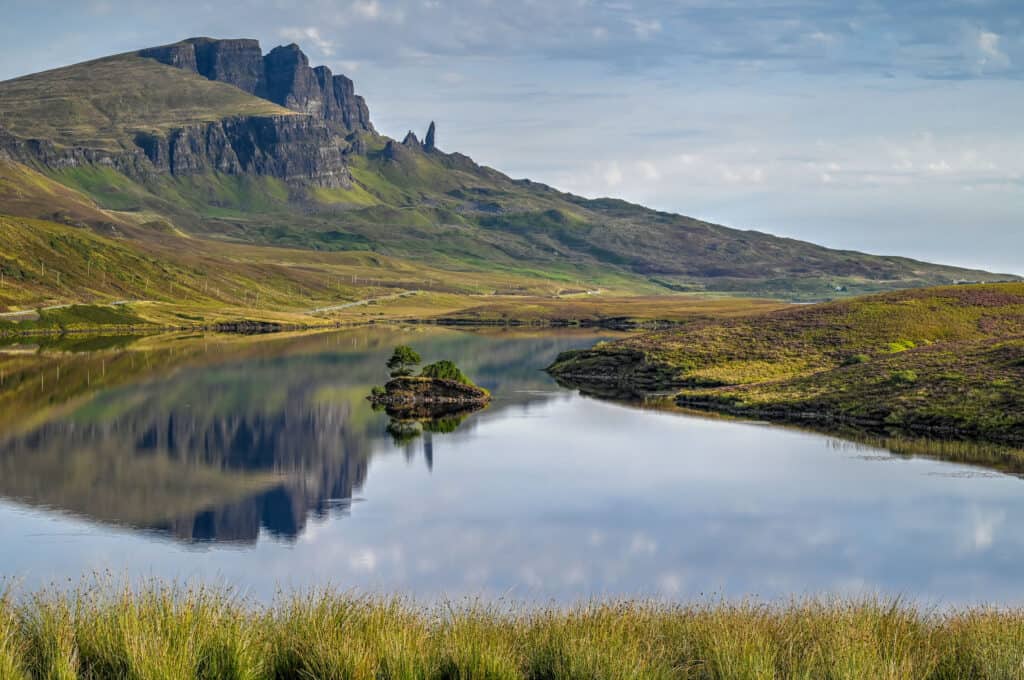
[2,581,1024,679]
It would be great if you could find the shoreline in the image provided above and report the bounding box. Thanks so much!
[553,369,1024,451]
[0,315,672,339]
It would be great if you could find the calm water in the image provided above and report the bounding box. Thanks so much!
[1,327,1023,604]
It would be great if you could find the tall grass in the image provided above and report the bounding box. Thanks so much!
[1,582,1024,678]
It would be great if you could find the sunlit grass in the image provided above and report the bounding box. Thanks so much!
[551,283,1024,447]
[3,581,1024,678]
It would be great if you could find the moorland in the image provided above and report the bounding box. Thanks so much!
[550,282,1024,447]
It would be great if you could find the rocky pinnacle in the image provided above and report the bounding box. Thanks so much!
[424,121,436,151]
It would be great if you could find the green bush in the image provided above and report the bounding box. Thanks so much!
[420,360,473,385]
[890,370,919,385]
[887,339,917,353]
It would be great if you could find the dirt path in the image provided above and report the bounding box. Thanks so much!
[309,291,419,314]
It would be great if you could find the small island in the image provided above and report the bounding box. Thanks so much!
[369,346,491,419]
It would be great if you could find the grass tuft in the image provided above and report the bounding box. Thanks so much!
[5,583,1024,678]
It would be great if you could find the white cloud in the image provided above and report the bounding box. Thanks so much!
[602,161,624,187]
[628,18,662,40]
[279,27,336,56]
[353,0,382,20]
[963,509,1005,552]
[720,164,765,185]
[628,532,657,556]
[979,31,1007,63]
[637,160,660,181]
[970,29,1010,72]
[348,547,378,572]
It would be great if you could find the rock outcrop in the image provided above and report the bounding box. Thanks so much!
[0,126,152,176]
[401,131,422,149]
[424,121,436,151]
[546,347,684,399]
[140,38,374,133]
[369,377,491,417]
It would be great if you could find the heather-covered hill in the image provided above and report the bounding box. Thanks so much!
[549,283,1024,445]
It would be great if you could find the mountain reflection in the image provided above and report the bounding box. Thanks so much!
[0,328,609,545]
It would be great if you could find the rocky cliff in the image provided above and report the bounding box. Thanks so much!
[0,126,151,177]
[132,114,353,187]
[140,38,374,133]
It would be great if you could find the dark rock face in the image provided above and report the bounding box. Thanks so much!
[402,131,422,149]
[194,38,266,95]
[0,126,151,176]
[134,115,353,187]
[331,73,373,132]
[264,44,322,114]
[141,38,374,133]
[382,131,425,161]
[138,41,199,71]
[382,139,404,160]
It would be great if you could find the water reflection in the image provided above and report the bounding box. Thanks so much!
[5,328,1024,605]
[0,328,608,544]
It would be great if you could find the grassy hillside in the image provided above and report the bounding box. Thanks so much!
[0,210,672,332]
[0,53,291,151]
[549,283,1024,445]
[6,144,1005,302]
[0,162,772,332]
[4,584,1024,679]
[0,43,1014,304]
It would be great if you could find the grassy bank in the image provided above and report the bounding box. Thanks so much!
[549,283,1024,446]
[3,583,1024,679]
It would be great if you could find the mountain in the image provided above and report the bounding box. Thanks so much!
[0,37,1015,317]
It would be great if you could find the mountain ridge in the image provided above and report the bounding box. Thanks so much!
[0,36,1016,314]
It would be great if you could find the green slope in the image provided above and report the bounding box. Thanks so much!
[0,52,292,151]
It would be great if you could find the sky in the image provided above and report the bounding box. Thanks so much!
[1,1,1022,274]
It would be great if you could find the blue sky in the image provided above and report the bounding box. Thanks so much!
[1,1,1022,273]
